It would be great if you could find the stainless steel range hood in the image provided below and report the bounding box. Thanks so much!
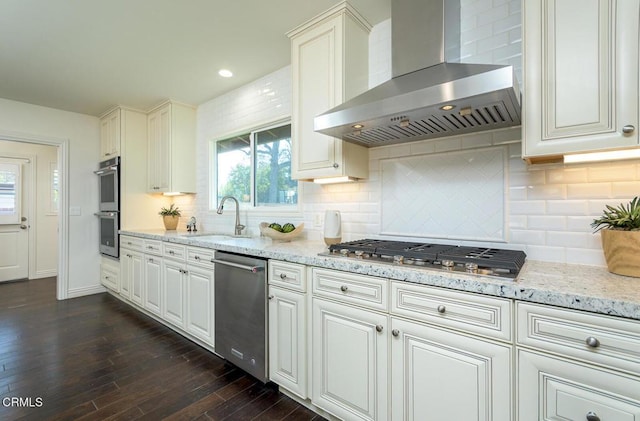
[314,0,521,147]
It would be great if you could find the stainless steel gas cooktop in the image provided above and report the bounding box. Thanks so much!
[319,239,526,280]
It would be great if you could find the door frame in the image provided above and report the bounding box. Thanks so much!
[0,129,69,300]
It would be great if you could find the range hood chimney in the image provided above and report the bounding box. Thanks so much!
[314,0,521,147]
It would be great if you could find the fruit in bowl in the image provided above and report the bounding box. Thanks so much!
[260,222,304,241]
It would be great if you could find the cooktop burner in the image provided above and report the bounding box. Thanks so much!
[321,239,526,280]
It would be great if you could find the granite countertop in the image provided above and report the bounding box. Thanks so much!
[120,229,640,321]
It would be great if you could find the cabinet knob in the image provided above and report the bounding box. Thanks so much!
[586,411,600,421]
[391,329,400,337]
[169,250,175,255]
[622,124,635,134]
[332,163,339,168]
[280,273,287,279]
[375,324,383,333]
[437,304,446,314]
[585,336,600,348]
[268,295,275,300]
[340,285,348,292]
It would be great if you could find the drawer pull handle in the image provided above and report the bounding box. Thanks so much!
[391,329,400,337]
[375,324,383,333]
[280,273,287,279]
[585,337,600,348]
[169,250,175,255]
[268,295,274,300]
[340,285,348,292]
[195,255,200,260]
[437,305,446,314]
[586,411,600,421]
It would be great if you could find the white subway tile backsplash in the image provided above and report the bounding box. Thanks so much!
[567,182,612,199]
[190,2,637,268]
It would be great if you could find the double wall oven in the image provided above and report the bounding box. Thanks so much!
[95,157,120,258]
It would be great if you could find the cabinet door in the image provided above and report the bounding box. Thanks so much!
[391,317,512,421]
[143,255,162,316]
[162,259,186,328]
[524,0,640,158]
[147,105,171,192]
[269,286,307,399]
[120,252,131,300]
[312,298,388,421]
[130,251,144,306]
[100,109,120,159]
[291,17,342,177]
[185,264,215,345]
[100,264,119,293]
[518,349,640,421]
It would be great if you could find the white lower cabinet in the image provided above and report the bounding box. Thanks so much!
[100,256,120,293]
[518,349,640,421]
[390,317,512,421]
[516,302,640,420]
[162,258,186,329]
[268,285,307,399]
[185,262,215,346]
[120,249,143,303]
[312,297,388,421]
[143,255,162,316]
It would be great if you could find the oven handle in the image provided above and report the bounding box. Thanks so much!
[211,258,264,273]
[94,212,118,217]
[94,166,118,175]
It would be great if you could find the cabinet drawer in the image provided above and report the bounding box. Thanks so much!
[163,242,186,260]
[391,281,513,342]
[143,239,162,256]
[517,302,640,375]
[120,235,144,252]
[187,246,214,269]
[269,261,306,292]
[101,261,120,293]
[312,268,387,312]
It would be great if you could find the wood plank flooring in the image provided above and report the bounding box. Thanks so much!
[0,278,324,421]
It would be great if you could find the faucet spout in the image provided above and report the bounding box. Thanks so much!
[217,196,245,235]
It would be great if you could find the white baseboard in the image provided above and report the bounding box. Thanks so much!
[31,269,57,279]
[67,284,107,298]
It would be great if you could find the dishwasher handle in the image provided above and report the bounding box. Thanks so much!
[211,258,264,273]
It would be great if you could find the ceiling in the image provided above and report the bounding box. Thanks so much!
[0,0,390,117]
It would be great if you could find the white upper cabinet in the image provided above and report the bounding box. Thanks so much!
[147,100,196,193]
[523,0,640,161]
[100,107,121,159]
[288,3,370,181]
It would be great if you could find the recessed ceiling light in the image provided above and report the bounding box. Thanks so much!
[218,69,233,78]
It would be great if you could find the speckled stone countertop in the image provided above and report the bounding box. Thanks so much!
[120,229,640,321]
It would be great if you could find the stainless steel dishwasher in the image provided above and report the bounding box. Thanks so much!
[213,251,268,382]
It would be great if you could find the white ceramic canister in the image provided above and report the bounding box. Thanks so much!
[323,210,342,246]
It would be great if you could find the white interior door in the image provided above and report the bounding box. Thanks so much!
[0,160,28,282]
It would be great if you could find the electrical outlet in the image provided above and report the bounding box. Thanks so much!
[313,213,322,228]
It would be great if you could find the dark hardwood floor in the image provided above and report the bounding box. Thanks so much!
[0,278,323,421]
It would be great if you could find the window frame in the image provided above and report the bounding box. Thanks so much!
[210,118,302,216]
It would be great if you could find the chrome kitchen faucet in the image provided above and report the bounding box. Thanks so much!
[216,196,245,235]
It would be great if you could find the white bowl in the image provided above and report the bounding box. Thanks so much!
[259,222,304,242]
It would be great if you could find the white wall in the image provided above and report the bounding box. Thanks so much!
[0,98,102,296]
[193,2,640,267]
[0,140,58,278]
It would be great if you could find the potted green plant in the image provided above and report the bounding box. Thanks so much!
[591,196,640,277]
[159,204,181,230]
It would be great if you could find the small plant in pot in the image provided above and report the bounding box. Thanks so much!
[591,196,640,277]
[159,204,181,230]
